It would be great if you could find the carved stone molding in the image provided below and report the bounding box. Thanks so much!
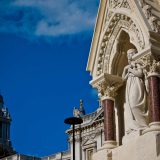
[137,0,160,33]
[96,13,145,76]
[109,0,130,10]
[141,2,160,33]
[90,73,123,100]
[95,0,160,77]
[68,135,82,143]
[82,133,96,146]
[109,0,123,9]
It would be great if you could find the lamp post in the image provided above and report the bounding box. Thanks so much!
[64,117,83,160]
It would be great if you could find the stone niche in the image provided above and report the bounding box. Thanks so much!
[111,30,136,76]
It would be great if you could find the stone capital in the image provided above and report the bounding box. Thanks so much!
[90,73,123,100]
[136,54,160,77]
[146,56,160,76]
[147,58,160,76]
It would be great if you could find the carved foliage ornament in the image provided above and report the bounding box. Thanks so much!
[109,0,130,9]
[109,0,160,33]
[105,0,130,24]
[91,74,123,99]
[137,55,160,76]
[109,0,123,8]
[96,80,121,98]
[140,0,160,33]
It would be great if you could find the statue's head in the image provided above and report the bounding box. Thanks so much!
[127,49,137,62]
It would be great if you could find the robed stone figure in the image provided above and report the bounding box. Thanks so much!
[122,49,148,134]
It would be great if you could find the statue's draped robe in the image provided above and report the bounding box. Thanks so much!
[125,70,147,133]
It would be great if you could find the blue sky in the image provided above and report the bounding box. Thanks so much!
[0,0,99,157]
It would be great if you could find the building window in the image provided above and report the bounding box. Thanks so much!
[86,149,93,160]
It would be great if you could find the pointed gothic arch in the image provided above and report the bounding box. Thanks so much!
[110,30,137,76]
[96,12,147,76]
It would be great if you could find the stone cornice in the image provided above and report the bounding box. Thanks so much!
[66,118,104,135]
[66,108,104,135]
[82,142,97,150]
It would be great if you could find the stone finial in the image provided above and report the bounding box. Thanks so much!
[73,107,80,118]
[80,99,83,109]
[79,99,85,115]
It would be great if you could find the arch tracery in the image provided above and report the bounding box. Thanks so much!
[96,13,145,76]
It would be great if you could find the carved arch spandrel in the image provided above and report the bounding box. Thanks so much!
[95,12,147,76]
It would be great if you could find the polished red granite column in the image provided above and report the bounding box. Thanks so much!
[148,75,160,122]
[103,98,115,141]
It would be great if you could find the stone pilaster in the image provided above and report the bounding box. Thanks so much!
[90,73,123,149]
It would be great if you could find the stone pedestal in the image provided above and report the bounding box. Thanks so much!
[122,129,143,144]
[93,131,160,160]
[92,142,113,160]
[112,132,160,160]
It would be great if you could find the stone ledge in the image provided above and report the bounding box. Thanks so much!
[113,132,160,160]
[93,131,160,160]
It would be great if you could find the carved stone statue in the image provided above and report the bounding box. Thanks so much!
[122,49,148,134]
[73,100,86,118]
[73,107,81,118]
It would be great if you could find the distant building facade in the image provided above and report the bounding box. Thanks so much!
[2,100,104,160]
[41,100,104,160]
[1,154,40,160]
[0,95,15,158]
[67,101,104,160]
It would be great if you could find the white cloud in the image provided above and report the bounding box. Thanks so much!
[0,0,99,38]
